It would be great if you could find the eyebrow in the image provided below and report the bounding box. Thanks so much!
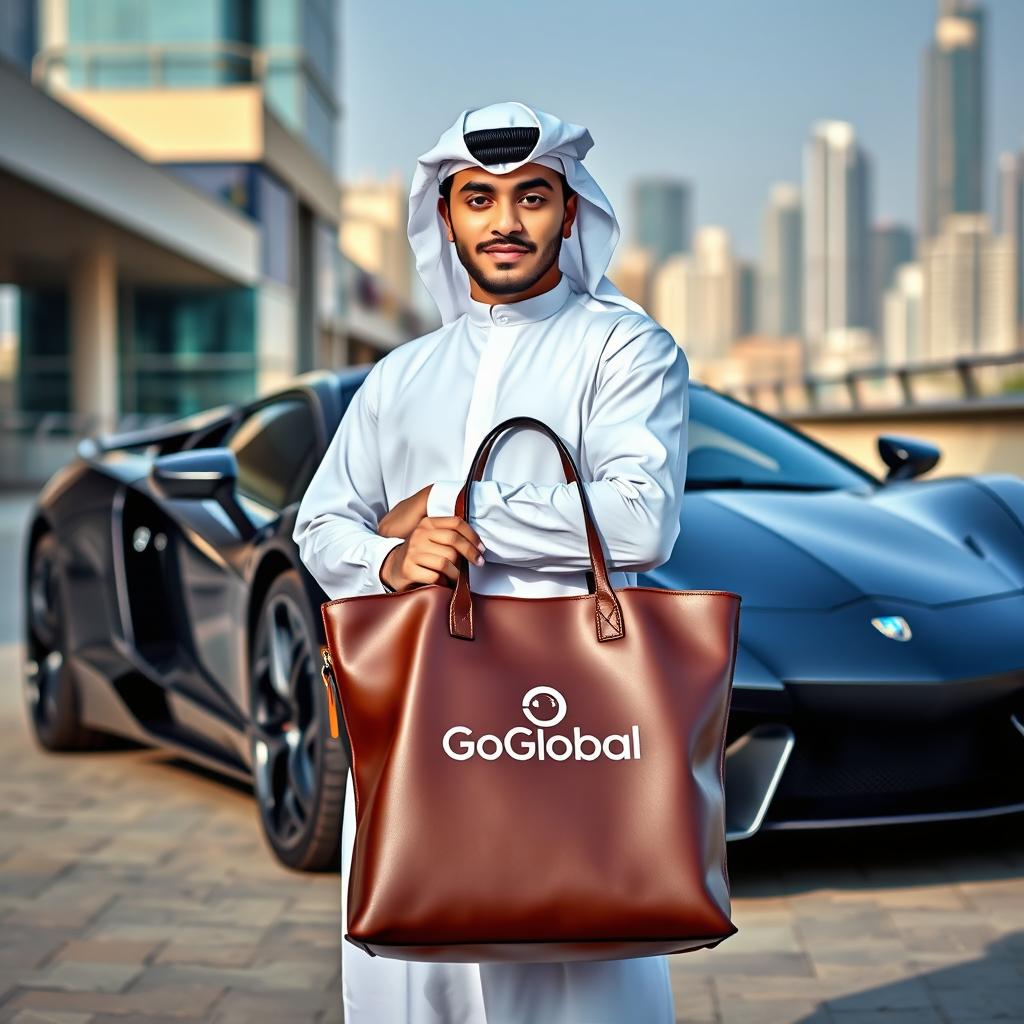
[457,177,555,195]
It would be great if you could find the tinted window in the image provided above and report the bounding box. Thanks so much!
[686,388,877,490]
[225,398,316,509]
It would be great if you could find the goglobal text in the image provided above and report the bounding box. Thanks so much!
[441,686,641,762]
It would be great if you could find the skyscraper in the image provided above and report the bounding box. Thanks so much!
[883,263,924,366]
[690,227,739,363]
[871,224,916,335]
[921,213,1015,359]
[997,150,1023,337]
[759,183,803,338]
[919,0,986,241]
[802,121,874,366]
[736,261,758,338]
[632,179,691,265]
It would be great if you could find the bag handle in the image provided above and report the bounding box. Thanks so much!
[447,415,625,643]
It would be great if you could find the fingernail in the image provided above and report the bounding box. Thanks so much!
[475,554,484,565]
[477,542,485,552]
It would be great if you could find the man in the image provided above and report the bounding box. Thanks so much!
[293,101,687,1023]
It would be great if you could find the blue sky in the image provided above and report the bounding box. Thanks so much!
[342,0,1024,264]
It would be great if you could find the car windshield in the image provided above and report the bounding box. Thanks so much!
[685,387,878,491]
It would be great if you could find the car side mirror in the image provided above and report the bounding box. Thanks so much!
[877,434,941,483]
[150,449,255,539]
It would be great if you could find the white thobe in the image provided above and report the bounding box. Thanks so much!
[293,272,689,1024]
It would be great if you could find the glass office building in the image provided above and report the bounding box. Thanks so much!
[12,0,343,421]
[59,0,338,173]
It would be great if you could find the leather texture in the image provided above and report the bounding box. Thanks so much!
[321,415,742,963]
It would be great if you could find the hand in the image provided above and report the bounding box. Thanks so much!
[380,517,486,592]
[377,484,432,541]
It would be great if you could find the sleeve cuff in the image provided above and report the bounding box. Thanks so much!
[370,535,406,594]
[426,479,464,518]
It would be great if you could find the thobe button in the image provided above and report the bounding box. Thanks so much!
[498,315,509,324]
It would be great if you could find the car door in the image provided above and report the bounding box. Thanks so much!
[150,396,319,747]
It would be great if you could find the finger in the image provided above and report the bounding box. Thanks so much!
[411,548,460,584]
[429,532,484,567]
[428,516,484,551]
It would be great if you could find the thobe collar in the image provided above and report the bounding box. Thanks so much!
[465,273,574,328]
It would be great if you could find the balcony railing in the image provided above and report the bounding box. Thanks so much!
[31,40,338,114]
[724,350,1024,418]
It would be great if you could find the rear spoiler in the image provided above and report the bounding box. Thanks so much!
[77,404,237,459]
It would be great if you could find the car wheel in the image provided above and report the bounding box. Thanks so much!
[24,531,107,751]
[250,569,347,871]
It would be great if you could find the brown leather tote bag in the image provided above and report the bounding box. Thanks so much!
[319,415,741,964]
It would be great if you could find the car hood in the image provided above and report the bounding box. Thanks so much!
[644,476,1024,610]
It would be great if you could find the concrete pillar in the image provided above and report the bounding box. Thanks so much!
[70,244,118,433]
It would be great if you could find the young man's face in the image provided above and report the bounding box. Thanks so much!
[438,162,578,301]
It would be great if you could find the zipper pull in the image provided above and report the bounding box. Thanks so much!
[320,646,340,739]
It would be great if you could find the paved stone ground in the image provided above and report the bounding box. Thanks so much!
[1,489,1023,1022]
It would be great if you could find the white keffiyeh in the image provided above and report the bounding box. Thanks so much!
[407,100,646,325]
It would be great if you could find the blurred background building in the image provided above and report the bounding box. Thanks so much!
[0,0,426,446]
[0,0,1021,462]
[608,0,1021,411]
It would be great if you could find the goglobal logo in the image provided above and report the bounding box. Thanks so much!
[442,686,641,762]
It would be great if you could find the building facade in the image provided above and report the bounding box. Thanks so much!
[919,0,986,242]
[632,179,691,265]
[5,0,345,425]
[802,120,875,371]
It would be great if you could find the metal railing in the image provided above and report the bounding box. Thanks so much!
[31,40,338,115]
[723,350,1024,417]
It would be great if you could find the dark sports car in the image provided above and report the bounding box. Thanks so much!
[22,365,1024,870]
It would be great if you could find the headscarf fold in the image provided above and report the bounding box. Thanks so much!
[407,100,646,325]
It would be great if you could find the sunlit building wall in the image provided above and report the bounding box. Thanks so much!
[650,253,693,352]
[690,227,739,364]
[921,213,1016,360]
[340,174,412,308]
[883,263,924,366]
[998,149,1023,338]
[608,245,657,312]
[803,120,875,370]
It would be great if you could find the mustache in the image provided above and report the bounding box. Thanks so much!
[478,237,535,253]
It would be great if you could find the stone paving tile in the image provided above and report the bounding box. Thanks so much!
[0,986,225,1018]
[207,988,340,1023]
[4,1011,96,1024]
[829,1012,944,1023]
[3,633,1024,1023]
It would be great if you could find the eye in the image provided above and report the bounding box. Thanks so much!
[521,194,545,206]
[467,195,490,207]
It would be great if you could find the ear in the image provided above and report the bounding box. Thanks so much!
[562,192,579,238]
[437,197,454,242]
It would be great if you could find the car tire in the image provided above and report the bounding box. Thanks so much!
[250,569,347,871]
[24,531,109,752]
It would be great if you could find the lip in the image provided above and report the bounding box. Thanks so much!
[483,247,530,261]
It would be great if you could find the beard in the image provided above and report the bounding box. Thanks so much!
[453,226,563,297]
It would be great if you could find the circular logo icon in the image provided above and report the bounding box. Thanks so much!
[521,686,567,728]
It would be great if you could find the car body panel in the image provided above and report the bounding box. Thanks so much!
[23,372,1024,840]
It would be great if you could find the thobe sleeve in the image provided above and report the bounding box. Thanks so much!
[426,319,689,575]
[292,360,405,599]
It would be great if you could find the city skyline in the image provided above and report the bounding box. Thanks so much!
[343,0,1024,263]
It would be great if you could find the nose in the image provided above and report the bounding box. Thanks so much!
[492,197,524,236]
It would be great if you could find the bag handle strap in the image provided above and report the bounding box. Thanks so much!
[447,415,625,643]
